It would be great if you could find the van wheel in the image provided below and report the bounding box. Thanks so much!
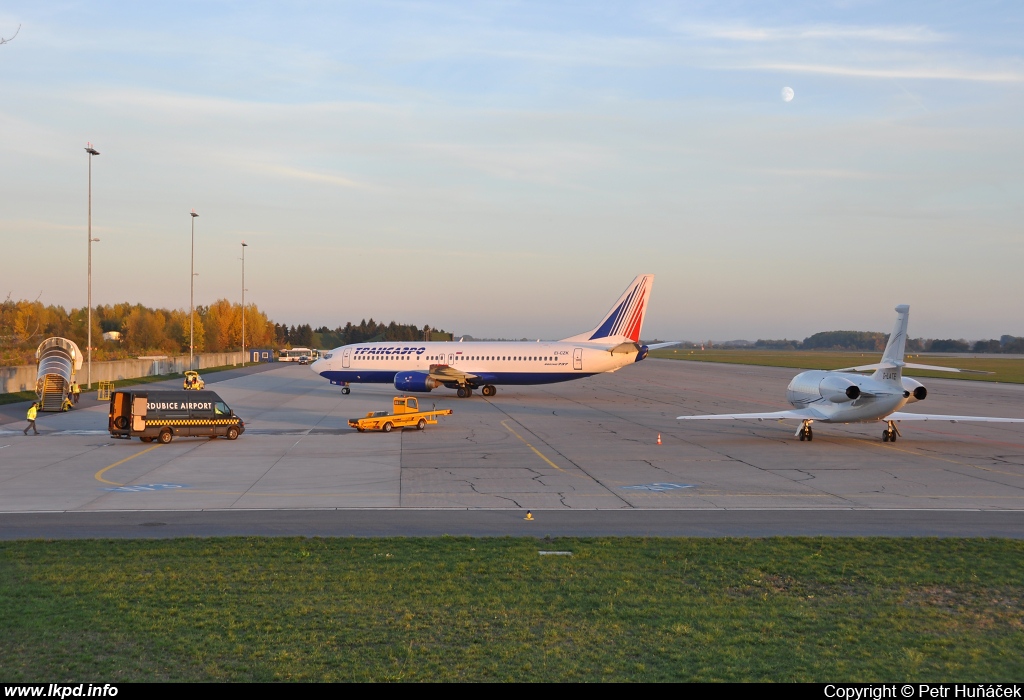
[158,430,173,444]
[417,419,426,430]
[226,426,239,440]
[113,416,129,430]
[383,422,393,433]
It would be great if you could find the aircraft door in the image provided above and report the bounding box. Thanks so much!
[573,348,583,371]
[342,348,351,368]
[131,396,147,432]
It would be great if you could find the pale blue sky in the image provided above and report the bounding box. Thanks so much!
[1,1,1022,340]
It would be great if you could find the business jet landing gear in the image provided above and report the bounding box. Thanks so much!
[457,386,473,398]
[797,420,814,442]
[882,420,901,442]
[481,385,497,397]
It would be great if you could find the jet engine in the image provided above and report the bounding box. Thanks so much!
[394,371,439,393]
[818,375,862,403]
[902,377,927,403]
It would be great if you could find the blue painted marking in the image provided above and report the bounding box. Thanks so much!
[102,483,187,493]
[621,482,695,492]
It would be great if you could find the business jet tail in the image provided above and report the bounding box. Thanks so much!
[561,274,654,344]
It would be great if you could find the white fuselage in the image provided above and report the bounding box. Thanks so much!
[311,340,645,389]
[785,370,919,423]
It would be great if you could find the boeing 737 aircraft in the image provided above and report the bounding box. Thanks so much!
[677,304,1024,442]
[311,274,672,398]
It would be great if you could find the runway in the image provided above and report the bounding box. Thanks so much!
[2,359,1024,538]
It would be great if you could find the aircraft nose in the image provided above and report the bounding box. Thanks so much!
[310,358,324,373]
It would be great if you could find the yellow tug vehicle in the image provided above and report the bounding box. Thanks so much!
[349,396,453,433]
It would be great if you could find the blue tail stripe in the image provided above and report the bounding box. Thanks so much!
[589,294,631,340]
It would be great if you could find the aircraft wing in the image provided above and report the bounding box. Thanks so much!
[677,408,827,421]
[428,365,479,382]
[832,361,991,375]
[887,412,1024,423]
[646,341,682,350]
[902,363,992,375]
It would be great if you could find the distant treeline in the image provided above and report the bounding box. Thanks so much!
[0,297,275,365]
[0,295,450,366]
[755,331,1024,354]
[310,320,452,350]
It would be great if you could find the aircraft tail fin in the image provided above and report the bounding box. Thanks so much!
[561,274,654,344]
[872,304,910,385]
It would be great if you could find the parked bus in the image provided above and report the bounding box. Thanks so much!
[279,348,320,362]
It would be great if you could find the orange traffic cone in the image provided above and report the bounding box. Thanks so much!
[524,510,534,521]
[657,433,662,445]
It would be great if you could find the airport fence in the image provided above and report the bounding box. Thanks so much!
[0,351,247,394]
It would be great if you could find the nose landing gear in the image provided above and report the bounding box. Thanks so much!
[796,420,814,442]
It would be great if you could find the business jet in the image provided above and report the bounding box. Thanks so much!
[311,274,674,398]
[677,304,1024,442]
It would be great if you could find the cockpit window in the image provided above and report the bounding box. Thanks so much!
[324,353,333,360]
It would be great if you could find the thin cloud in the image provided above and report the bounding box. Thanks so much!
[255,164,366,190]
[761,168,883,181]
[748,63,1024,83]
[679,23,947,43]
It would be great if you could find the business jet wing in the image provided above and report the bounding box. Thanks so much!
[832,361,992,375]
[677,408,827,421]
[887,412,1024,423]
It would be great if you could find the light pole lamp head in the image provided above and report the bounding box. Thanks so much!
[241,241,248,247]
[85,143,100,156]
[190,209,198,218]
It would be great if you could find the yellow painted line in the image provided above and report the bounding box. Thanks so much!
[94,445,160,486]
[501,420,566,472]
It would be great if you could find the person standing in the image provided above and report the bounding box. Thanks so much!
[71,380,81,404]
[23,402,39,435]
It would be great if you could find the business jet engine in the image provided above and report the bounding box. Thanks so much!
[902,377,927,403]
[818,375,862,403]
[394,371,439,393]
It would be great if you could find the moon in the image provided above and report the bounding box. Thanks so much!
[781,86,795,102]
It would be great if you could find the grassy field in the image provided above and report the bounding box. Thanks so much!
[0,363,255,406]
[650,349,1024,384]
[2,537,1022,682]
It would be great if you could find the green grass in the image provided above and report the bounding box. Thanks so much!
[0,363,256,406]
[651,349,1024,384]
[2,537,1022,681]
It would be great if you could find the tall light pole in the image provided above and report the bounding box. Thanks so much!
[190,209,198,370]
[85,143,100,389]
[241,241,248,365]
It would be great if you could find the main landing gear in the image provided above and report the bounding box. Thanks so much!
[797,420,814,442]
[457,385,497,398]
[882,420,901,443]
